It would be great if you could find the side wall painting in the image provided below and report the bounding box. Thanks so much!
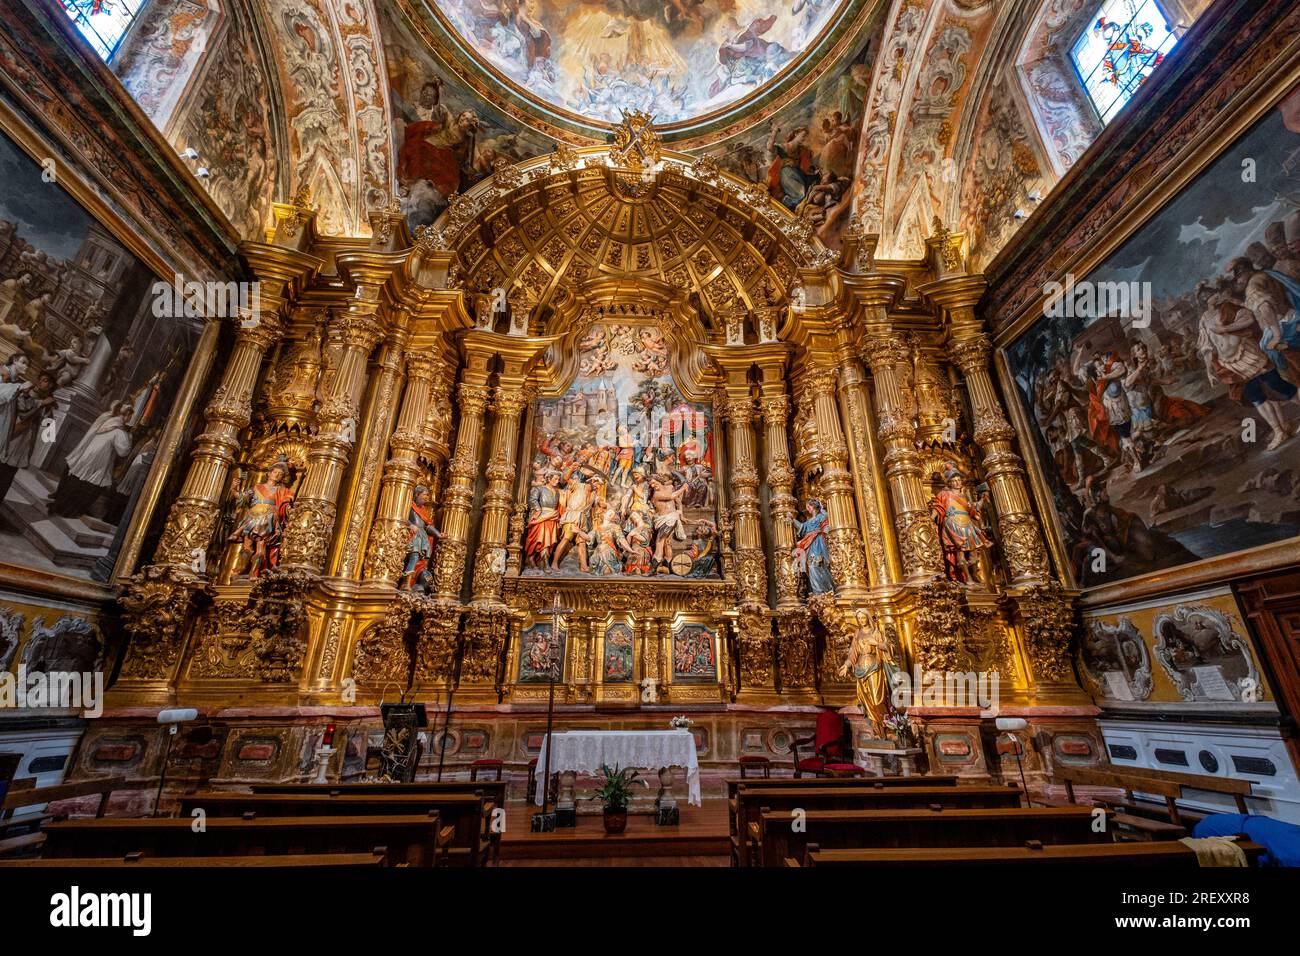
[379,0,554,231]
[1079,589,1273,709]
[523,322,718,579]
[1005,82,1300,587]
[0,132,201,582]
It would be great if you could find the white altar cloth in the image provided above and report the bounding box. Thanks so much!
[533,730,701,806]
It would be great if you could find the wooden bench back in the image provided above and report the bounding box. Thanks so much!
[0,852,390,868]
[798,840,1265,868]
[2,776,128,818]
[725,774,959,801]
[755,806,1106,868]
[1058,765,1253,797]
[732,785,1022,863]
[41,814,445,867]
[178,792,488,864]
[251,780,509,804]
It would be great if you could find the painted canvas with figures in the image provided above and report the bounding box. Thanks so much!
[1006,79,1300,587]
[0,132,198,583]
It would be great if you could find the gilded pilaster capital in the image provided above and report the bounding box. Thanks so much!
[458,382,492,417]
[332,311,385,352]
[860,335,908,371]
[722,395,755,425]
[492,385,531,419]
[234,313,285,352]
[759,394,790,426]
[405,351,440,382]
[946,334,994,375]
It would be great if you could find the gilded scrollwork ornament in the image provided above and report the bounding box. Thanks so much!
[736,609,774,688]
[118,565,204,680]
[1015,582,1077,682]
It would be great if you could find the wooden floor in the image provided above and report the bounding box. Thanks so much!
[498,799,730,866]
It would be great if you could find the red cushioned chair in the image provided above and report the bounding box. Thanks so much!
[790,710,860,778]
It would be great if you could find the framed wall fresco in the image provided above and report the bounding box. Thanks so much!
[1004,79,1300,588]
[522,321,719,579]
[672,623,717,683]
[602,622,634,683]
[0,129,202,584]
[517,622,566,683]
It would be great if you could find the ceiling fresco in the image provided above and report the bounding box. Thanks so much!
[420,0,860,129]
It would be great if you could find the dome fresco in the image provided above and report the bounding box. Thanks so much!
[427,0,853,127]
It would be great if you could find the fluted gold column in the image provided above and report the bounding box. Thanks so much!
[431,344,493,602]
[279,296,385,573]
[835,346,901,589]
[720,391,767,606]
[151,251,317,573]
[471,380,531,605]
[859,331,944,583]
[363,349,443,583]
[331,314,410,579]
[757,363,799,609]
[802,362,870,600]
[925,277,1051,586]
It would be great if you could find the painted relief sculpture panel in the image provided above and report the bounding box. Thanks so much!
[0,132,200,583]
[524,321,718,579]
[1006,81,1300,586]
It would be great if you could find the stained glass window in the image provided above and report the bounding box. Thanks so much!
[59,0,146,62]
[1070,0,1178,124]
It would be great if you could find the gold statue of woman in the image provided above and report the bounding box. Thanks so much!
[837,608,900,738]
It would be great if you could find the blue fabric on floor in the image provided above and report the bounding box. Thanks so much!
[1193,813,1300,867]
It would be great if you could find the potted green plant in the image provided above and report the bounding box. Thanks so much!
[588,764,643,833]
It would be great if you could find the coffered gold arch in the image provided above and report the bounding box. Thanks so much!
[427,147,840,340]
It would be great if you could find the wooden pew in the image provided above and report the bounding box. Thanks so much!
[0,851,390,868]
[178,792,492,866]
[1,776,130,857]
[731,785,1023,867]
[725,774,960,803]
[40,814,447,867]
[251,780,508,805]
[753,806,1108,868]
[796,840,1267,868]
[1054,766,1254,836]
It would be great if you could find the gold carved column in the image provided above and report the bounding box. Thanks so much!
[363,349,444,583]
[834,345,901,589]
[330,313,410,579]
[278,292,384,574]
[470,379,531,605]
[859,330,944,584]
[432,343,493,603]
[756,354,798,608]
[924,276,1050,586]
[705,345,775,697]
[802,361,870,600]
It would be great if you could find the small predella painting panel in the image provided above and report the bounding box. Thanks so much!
[1004,80,1300,588]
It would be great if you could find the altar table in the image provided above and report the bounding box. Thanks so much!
[533,730,701,808]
